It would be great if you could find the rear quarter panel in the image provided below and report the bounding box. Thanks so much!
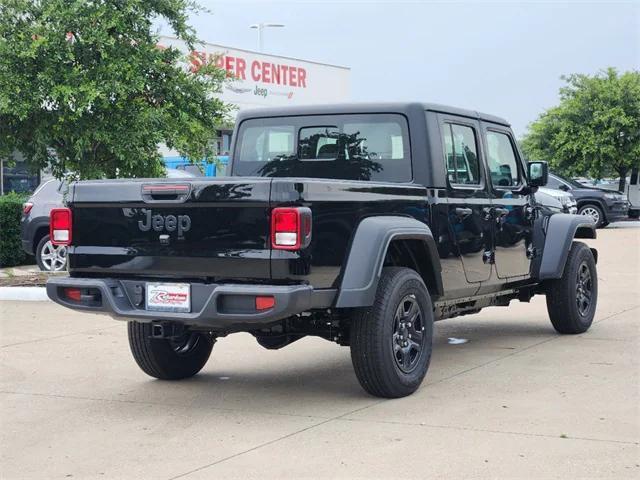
[269,178,429,288]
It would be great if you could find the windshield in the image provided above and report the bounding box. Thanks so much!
[232,113,412,182]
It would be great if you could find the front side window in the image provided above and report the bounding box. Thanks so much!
[485,131,521,188]
[441,123,481,186]
[233,114,411,182]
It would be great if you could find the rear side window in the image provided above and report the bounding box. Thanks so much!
[546,175,565,190]
[238,125,295,163]
[233,114,411,182]
[441,123,481,186]
[486,131,521,188]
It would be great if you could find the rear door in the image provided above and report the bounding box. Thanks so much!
[438,115,492,284]
[481,124,532,279]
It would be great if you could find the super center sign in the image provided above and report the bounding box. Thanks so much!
[192,51,308,88]
[159,36,350,108]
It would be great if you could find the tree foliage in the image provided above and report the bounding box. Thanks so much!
[521,68,640,191]
[0,0,231,180]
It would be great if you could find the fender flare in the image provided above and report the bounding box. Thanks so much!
[26,217,51,254]
[334,216,442,308]
[538,214,596,280]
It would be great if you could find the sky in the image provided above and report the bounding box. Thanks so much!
[160,0,639,137]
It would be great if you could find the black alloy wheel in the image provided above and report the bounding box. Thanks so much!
[392,295,426,374]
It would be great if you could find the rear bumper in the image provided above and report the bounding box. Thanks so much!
[46,277,335,332]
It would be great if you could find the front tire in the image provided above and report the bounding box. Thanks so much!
[350,267,434,398]
[546,242,598,334]
[128,322,215,380]
[578,204,605,228]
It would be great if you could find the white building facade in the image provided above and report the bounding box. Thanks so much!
[159,36,351,175]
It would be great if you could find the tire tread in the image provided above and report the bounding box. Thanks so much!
[546,241,597,334]
[350,267,433,398]
[127,322,213,380]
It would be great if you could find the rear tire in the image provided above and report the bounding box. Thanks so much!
[546,242,598,334]
[35,234,67,272]
[350,267,434,398]
[128,322,214,380]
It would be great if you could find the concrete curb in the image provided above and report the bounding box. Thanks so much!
[0,287,49,302]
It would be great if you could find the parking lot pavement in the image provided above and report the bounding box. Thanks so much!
[1,227,639,479]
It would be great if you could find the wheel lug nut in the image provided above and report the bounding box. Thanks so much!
[407,322,412,327]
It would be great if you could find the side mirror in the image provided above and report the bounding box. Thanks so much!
[528,161,548,187]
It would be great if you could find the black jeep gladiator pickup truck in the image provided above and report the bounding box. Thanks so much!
[47,103,598,398]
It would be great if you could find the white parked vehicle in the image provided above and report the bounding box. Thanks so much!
[626,168,640,219]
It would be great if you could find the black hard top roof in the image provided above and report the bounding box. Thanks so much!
[235,102,510,127]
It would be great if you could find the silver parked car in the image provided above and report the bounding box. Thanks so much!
[536,186,578,214]
[21,179,68,271]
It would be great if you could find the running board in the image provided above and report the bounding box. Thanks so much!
[434,289,518,320]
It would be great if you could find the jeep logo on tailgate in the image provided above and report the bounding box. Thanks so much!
[138,209,191,235]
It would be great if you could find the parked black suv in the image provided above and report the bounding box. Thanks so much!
[547,173,629,228]
[47,103,598,398]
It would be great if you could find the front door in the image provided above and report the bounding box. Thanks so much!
[439,116,492,284]
[482,126,532,279]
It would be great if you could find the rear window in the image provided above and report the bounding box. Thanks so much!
[233,114,411,182]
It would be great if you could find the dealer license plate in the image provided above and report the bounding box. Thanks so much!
[146,283,191,313]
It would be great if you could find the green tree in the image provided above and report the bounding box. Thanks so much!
[522,68,640,192]
[0,0,230,180]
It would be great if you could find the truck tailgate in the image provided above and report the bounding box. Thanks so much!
[68,178,272,280]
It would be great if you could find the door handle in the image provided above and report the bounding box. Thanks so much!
[454,207,473,218]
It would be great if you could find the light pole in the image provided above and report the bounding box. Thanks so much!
[249,23,285,52]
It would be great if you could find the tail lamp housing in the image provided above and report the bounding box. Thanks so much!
[22,202,33,215]
[271,207,312,250]
[50,208,72,246]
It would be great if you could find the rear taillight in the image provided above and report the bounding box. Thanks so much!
[271,207,312,250]
[50,208,72,246]
[22,202,33,215]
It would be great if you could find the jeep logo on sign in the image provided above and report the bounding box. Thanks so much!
[138,209,191,236]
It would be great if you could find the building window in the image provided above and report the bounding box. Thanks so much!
[1,153,40,195]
